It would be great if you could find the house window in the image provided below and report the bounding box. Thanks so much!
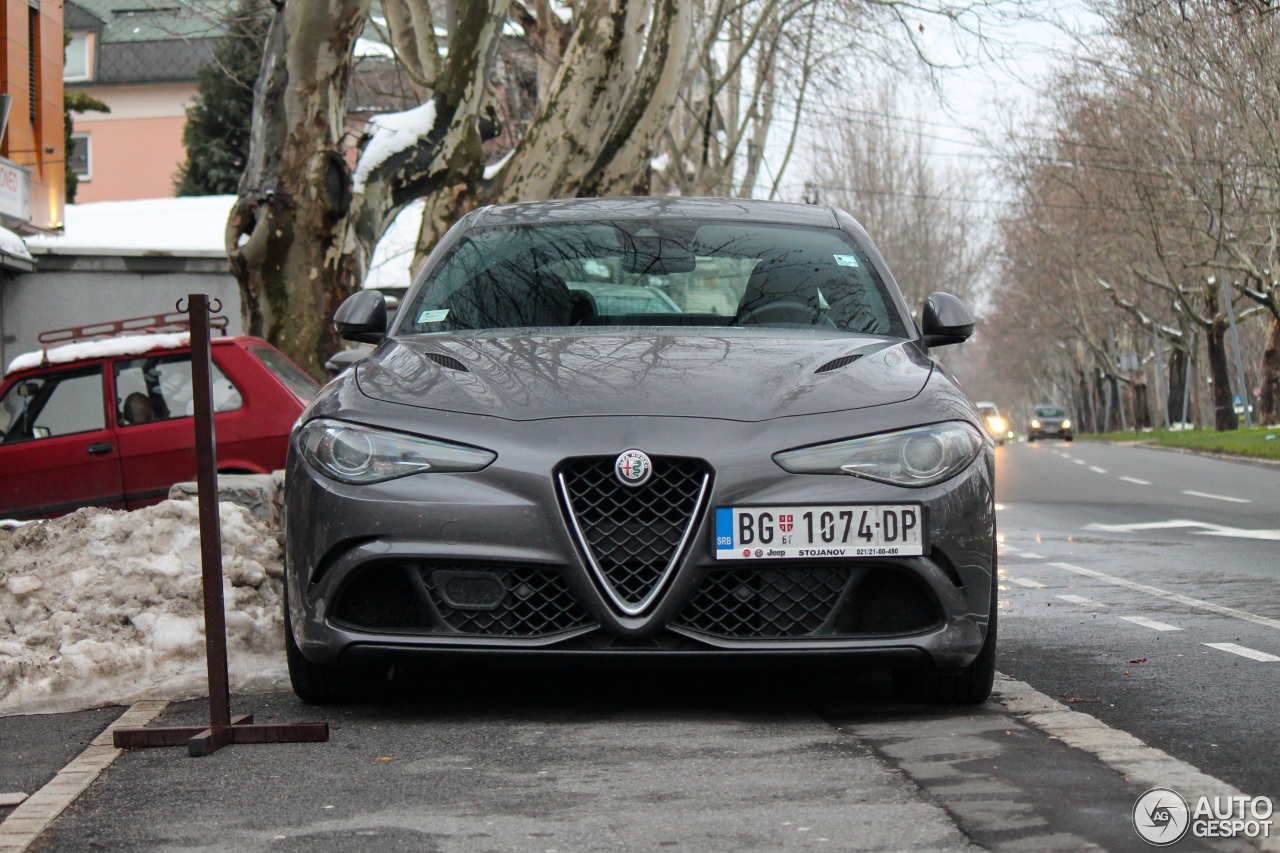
[68,133,91,180]
[65,33,91,82]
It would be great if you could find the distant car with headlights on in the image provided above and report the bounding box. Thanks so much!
[283,197,997,706]
[975,402,1011,446]
[1028,405,1073,442]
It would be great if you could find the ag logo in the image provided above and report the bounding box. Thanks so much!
[1133,787,1190,846]
[614,448,653,488]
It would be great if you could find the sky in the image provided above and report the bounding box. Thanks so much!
[0,500,288,717]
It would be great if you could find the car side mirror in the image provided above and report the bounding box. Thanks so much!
[334,290,387,344]
[921,292,974,347]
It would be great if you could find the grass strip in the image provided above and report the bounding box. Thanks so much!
[1079,425,1280,461]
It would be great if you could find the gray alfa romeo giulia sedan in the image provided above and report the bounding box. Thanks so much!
[283,197,996,704]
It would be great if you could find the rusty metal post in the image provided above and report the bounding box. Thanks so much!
[189,294,232,732]
[113,295,328,756]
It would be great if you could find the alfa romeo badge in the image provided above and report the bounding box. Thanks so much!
[614,448,653,487]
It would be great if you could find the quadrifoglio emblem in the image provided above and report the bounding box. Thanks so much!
[1133,787,1273,845]
[614,448,653,487]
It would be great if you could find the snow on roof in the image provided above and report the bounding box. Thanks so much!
[5,332,191,377]
[365,199,424,290]
[24,195,235,258]
[0,226,33,262]
[353,100,439,193]
[19,193,425,289]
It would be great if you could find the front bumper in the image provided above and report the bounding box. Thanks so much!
[284,413,995,672]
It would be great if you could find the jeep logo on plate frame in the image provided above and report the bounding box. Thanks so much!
[614,448,653,488]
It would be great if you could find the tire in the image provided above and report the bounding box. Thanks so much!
[283,580,349,704]
[893,558,997,705]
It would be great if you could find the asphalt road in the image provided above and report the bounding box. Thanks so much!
[2,438,1277,851]
[995,439,1280,801]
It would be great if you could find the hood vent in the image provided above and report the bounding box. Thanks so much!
[815,354,861,374]
[426,352,469,372]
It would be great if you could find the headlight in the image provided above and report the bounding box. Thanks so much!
[987,416,1007,433]
[297,418,496,484]
[1031,419,1041,429]
[1061,419,1071,429]
[773,422,983,487]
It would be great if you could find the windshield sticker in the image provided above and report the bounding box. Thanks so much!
[417,309,450,323]
[833,254,860,268]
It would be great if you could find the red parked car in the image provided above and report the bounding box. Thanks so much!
[0,313,319,520]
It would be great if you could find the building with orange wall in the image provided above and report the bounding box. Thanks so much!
[0,0,64,240]
[63,1,229,204]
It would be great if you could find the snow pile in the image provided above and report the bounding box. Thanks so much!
[0,500,289,716]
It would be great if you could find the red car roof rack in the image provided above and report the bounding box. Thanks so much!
[34,311,230,367]
[38,311,229,345]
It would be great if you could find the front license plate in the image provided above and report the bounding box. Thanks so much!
[713,505,926,560]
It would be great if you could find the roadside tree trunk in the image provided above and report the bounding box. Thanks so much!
[1206,316,1238,432]
[1260,316,1280,426]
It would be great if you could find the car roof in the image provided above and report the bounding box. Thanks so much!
[470,197,842,229]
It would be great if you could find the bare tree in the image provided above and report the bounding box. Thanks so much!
[810,82,989,314]
[227,0,1044,376]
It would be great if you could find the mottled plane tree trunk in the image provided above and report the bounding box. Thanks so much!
[227,0,513,376]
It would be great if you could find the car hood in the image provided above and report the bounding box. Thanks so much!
[355,331,931,422]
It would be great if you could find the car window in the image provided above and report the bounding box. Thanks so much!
[113,355,243,426]
[401,221,907,336]
[1034,407,1066,418]
[248,345,320,401]
[0,367,105,443]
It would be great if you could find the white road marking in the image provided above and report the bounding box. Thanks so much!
[1073,459,1086,465]
[1118,476,1151,485]
[999,544,1022,554]
[1019,552,1044,559]
[1083,519,1280,540]
[1119,615,1183,632]
[1056,594,1104,607]
[1088,466,1108,474]
[1010,577,1045,589]
[994,675,1280,853]
[0,700,168,852]
[1051,562,1280,631]
[1182,490,1252,504]
[1204,643,1280,663]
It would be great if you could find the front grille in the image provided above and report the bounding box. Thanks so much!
[672,564,849,638]
[332,564,422,630]
[560,456,709,613]
[421,565,594,637]
[672,564,941,639]
[842,570,942,635]
[329,562,594,637]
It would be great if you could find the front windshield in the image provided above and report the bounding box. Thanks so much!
[399,220,908,337]
[1035,407,1067,418]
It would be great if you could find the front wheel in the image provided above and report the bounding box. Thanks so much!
[894,570,997,705]
[283,581,349,704]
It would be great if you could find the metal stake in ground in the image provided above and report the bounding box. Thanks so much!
[113,294,328,757]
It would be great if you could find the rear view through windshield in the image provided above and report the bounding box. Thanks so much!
[400,220,908,337]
